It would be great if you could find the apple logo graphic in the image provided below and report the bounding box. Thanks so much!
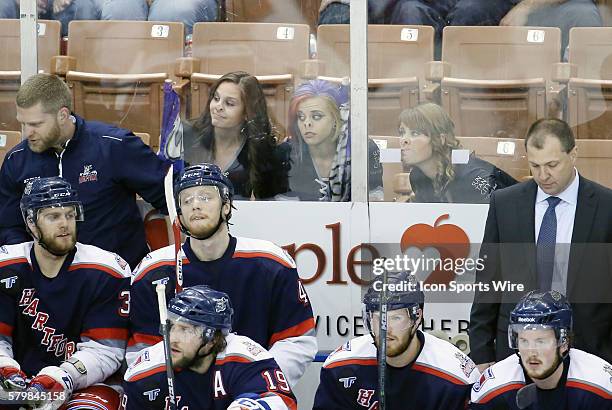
[400,214,470,285]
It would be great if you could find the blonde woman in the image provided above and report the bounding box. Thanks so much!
[400,103,516,203]
[289,79,383,201]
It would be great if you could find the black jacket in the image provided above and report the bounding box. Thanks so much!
[409,155,517,203]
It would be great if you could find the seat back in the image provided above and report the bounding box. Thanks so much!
[442,26,561,81]
[317,25,434,135]
[0,19,61,131]
[134,132,151,147]
[575,139,612,188]
[66,21,184,150]
[567,27,612,139]
[441,26,561,138]
[370,135,404,201]
[0,130,22,167]
[190,22,310,134]
[457,137,530,181]
[224,0,320,31]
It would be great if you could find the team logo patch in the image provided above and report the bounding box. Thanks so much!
[339,376,356,388]
[331,340,352,357]
[23,177,41,195]
[604,364,612,383]
[550,290,562,301]
[214,296,229,313]
[79,164,98,184]
[455,352,476,378]
[114,254,128,270]
[472,367,495,393]
[241,340,264,356]
[133,350,151,367]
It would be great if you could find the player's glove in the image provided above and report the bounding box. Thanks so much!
[28,366,73,410]
[0,355,27,391]
[227,393,280,410]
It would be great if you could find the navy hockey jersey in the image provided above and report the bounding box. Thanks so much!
[314,331,480,410]
[122,333,297,409]
[128,236,316,386]
[470,349,612,409]
[0,114,168,268]
[0,242,131,376]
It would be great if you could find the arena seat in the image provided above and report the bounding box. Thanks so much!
[134,132,151,147]
[566,27,612,140]
[316,25,435,136]
[223,0,320,32]
[575,139,612,188]
[55,21,186,151]
[433,26,562,139]
[0,130,22,167]
[457,137,530,181]
[370,135,404,201]
[188,22,310,136]
[0,19,61,131]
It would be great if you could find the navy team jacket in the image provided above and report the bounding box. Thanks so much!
[0,114,168,268]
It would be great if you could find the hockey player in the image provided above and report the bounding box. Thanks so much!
[0,177,131,409]
[128,163,316,387]
[470,290,612,409]
[314,272,480,409]
[122,285,297,409]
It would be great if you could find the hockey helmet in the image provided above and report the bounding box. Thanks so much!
[508,290,572,349]
[168,285,234,340]
[175,163,234,208]
[20,177,84,225]
[363,271,424,333]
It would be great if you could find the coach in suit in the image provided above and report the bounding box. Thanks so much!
[469,118,612,370]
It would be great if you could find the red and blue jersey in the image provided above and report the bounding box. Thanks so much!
[314,331,480,409]
[122,333,297,409]
[128,235,316,386]
[0,242,131,376]
[469,349,612,409]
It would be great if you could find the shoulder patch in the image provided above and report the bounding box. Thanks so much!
[234,237,296,269]
[454,351,477,379]
[417,332,480,384]
[216,334,273,365]
[131,245,182,283]
[323,335,377,369]
[0,243,32,266]
[70,244,131,279]
[566,349,612,399]
[125,343,166,382]
[472,367,495,393]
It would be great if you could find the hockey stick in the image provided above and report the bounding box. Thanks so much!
[156,283,177,410]
[377,269,388,410]
[515,383,537,409]
[163,164,183,293]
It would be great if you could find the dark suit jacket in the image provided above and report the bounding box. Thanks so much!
[469,175,612,364]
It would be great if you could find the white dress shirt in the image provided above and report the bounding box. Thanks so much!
[534,169,579,295]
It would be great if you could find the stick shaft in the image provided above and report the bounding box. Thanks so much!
[156,284,177,410]
[377,269,388,410]
[164,164,183,293]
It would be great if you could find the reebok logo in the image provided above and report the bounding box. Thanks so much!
[517,317,536,322]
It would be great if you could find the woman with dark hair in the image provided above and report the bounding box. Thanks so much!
[289,79,383,201]
[400,103,517,203]
[183,71,291,199]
